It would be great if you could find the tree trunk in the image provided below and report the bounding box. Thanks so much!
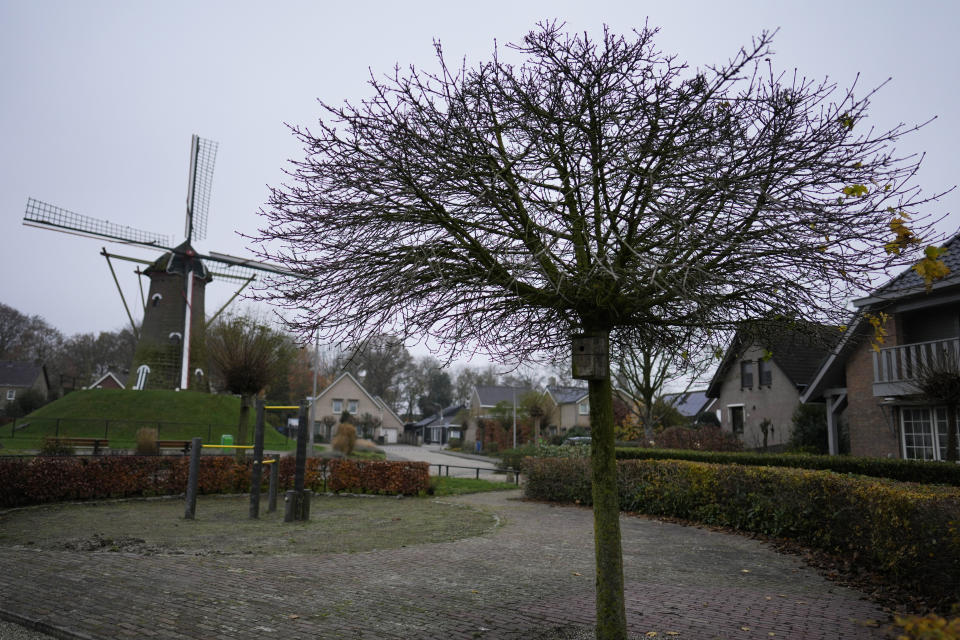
[237,394,251,460]
[947,403,958,462]
[588,371,627,639]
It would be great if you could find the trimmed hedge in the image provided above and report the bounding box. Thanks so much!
[615,447,960,486]
[525,457,960,607]
[0,456,430,508]
[328,460,430,495]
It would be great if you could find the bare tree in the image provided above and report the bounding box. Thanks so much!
[613,342,711,442]
[207,313,292,452]
[255,24,945,638]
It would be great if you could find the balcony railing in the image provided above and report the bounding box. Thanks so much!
[873,337,960,396]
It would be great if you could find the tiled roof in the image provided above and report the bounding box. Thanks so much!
[474,385,533,406]
[546,384,589,404]
[706,321,840,397]
[411,404,465,428]
[0,361,44,388]
[661,390,712,417]
[867,229,960,300]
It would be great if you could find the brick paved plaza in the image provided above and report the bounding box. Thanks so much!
[0,490,888,639]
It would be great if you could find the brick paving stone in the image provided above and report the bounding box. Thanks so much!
[0,490,892,639]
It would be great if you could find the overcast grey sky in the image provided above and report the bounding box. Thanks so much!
[2,0,958,363]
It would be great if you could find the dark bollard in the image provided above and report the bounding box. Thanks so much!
[283,489,312,522]
[283,403,311,522]
[184,437,202,519]
[268,455,279,513]
[249,399,266,519]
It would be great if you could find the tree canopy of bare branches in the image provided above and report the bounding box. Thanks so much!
[257,23,944,361]
[255,23,947,639]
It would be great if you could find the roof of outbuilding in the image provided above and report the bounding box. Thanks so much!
[661,390,713,417]
[474,385,534,406]
[546,384,589,404]
[0,361,45,388]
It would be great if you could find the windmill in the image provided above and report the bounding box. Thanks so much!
[23,135,291,392]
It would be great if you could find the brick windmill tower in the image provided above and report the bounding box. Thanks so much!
[23,135,291,391]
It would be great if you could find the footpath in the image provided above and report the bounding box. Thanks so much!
[0,489,890,639]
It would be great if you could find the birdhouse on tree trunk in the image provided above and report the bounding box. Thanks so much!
[572,333,609,380]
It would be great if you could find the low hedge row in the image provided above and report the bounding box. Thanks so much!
[328,459,430,495]
[524,457,960,607]
[615,447,960,486]
[0,456,430,508]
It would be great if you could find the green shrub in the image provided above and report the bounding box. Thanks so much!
[496,442,590,471]
[655,425,742,451]
[447,437,461,449]
[524,457,960,607]
[614,447,960,486]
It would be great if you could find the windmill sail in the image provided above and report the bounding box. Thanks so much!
[23,198,173,249]
[184,135,218,243]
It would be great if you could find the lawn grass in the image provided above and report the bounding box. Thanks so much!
[430,476,519,496]
[0,389,295,452]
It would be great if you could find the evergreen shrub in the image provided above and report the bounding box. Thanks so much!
[614,447,960,486]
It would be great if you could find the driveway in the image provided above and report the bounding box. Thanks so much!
[384,444,515,482]
[0,490,889,639]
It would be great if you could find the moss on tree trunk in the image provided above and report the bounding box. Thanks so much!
[588,373,627,639]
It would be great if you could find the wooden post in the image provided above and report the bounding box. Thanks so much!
[184,436,202,520]
[268,454,279,513]
[249,399,265,519]
[284,403,311,522]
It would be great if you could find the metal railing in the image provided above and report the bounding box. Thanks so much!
[432,463,521,485]
[873,337,960,385]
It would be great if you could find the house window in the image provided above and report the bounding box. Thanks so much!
[348,399,359,414]
[729,405,744,436]
[6,390,15,401]
[901,407,960,461]
[578,401,589,415]
[758,358,772,387]
[332,399,343,414]
[740,361,753,389]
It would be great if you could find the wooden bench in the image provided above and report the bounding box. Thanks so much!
[156,440,192,454]
[44,437,109,455]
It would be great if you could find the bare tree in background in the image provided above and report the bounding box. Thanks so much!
[613,342,711,442]
[255,24,946,638]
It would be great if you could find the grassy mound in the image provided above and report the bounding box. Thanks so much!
[1,389,294,451]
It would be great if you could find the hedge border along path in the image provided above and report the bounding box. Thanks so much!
[614,446,960,486]
[0,456,430,508]
[524,457,960,609]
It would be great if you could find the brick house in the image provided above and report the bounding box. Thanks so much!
[706,323,837,450]
[802,232,960,460]
[462,384,534,446]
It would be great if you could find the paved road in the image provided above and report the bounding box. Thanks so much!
[384,444,516,482]
[0,490,889,639]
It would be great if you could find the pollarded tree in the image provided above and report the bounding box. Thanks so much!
[207,313,292,452]
[255,24,946,639]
